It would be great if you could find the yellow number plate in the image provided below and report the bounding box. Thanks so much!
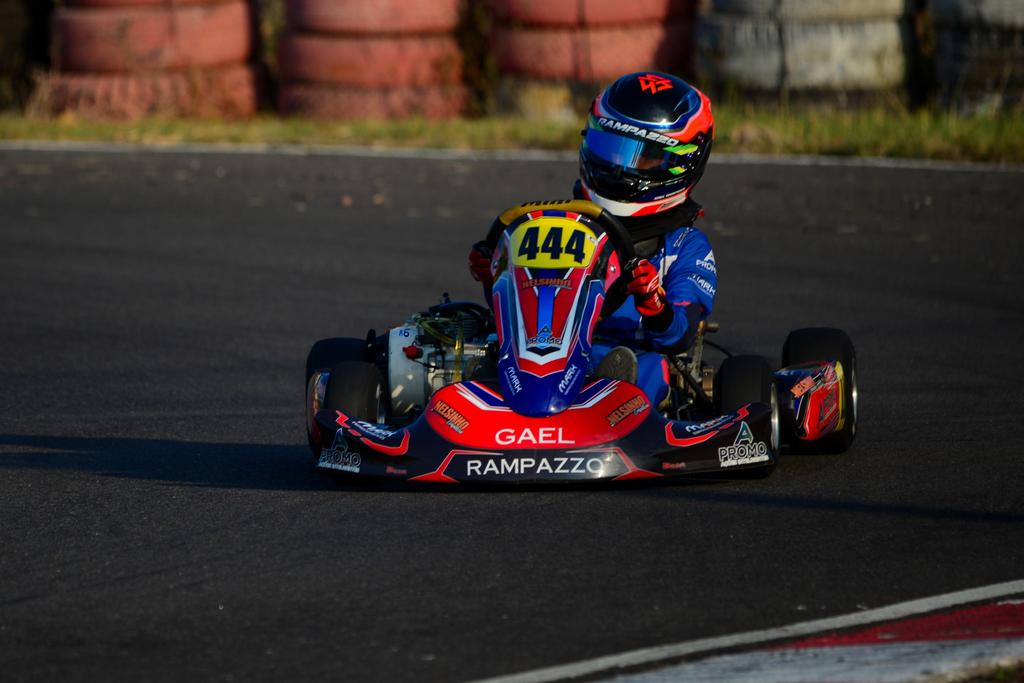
[508,217,599,269]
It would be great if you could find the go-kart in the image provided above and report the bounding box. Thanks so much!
[305,200,857,483]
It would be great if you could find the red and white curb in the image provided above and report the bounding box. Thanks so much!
[611,600,1024,682]
[473,579,1024,683]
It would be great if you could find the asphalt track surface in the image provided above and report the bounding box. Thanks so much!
[1,146,1022,682]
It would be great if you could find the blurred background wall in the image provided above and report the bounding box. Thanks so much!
[276,0,466,118]
[0,0,1021,119]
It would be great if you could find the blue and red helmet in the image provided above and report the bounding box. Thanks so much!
[579,72,714,218]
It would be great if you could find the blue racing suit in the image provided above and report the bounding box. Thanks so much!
[591,215,718,407]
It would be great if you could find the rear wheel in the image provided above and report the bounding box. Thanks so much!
[715,355,771,411]
[781,327,857,453]
[714,354,778,477]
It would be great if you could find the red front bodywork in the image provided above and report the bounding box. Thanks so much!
[424,379,651,451]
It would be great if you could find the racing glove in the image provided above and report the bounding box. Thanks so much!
[626,259,666,316]
[468,241,494,286]
[626,258,673,332]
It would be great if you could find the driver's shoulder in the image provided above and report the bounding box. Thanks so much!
[664,225,711,253]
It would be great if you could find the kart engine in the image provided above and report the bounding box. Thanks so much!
[386,306,493,417]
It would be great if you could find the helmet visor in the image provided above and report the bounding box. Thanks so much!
[582,126,699,182]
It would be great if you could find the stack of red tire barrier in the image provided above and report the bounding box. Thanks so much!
[277,0,466,119]
[39,0,260,118]
[493,0,694,83]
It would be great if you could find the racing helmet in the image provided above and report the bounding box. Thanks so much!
[579,72,714,218]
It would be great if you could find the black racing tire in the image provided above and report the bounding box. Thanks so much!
[714,354,778,477]
[715,354,772,412]
[305,337,368,385]
[305,338,374,456]
[308,361,387,458]
[324,362,387,423]
[781,327,857,454]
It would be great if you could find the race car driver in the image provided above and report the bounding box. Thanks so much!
[469,71,718,408]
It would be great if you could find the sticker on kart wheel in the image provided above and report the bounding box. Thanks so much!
[510,218,599,269]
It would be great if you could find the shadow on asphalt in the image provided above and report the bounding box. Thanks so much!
[1,434,1023,526]
[0,433,334,491]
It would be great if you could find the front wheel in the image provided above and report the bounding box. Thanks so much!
[781,327,857,453]
[308,361,388,457]
[714,354,779,478]
[305,337,369,385]
[325,362,388,423]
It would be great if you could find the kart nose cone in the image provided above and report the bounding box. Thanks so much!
[499,359,586,417]
[510,393,571,417]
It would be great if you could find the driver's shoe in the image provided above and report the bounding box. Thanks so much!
[595,346,638,385]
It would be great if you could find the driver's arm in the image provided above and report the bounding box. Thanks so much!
[468,240,496,306]
[641,228,717,352]
[468,241,494,286]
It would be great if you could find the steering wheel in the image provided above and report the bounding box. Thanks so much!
[483,199,635,263]
[428,300,493,329]
[482,200,636,317]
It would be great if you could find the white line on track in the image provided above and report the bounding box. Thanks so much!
[469,579,1024,683]
[1,139,1021,172]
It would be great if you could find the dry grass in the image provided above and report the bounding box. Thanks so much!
[2,105,1022,163]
